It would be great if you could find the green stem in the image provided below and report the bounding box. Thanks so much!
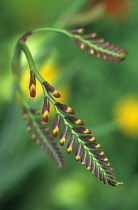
[33,28,72,38]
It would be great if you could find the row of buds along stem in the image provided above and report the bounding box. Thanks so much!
[22,107,64,169]
[42,81,61,98]
[54,112,119,186]
[68,28,127,62]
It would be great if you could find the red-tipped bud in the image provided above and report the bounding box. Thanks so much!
[22,107,28,120]
[73,38,85,50]
[79,135,96,142]
[42,97,50,122]
[60,125,68,146]
[67,134,75,154]
[64,116,84,125]
[72,127,91,134]
[53,114,60,137]
[55,102,75,114]
[67,28,84,34]
[75,142,82,161]
[86,156,92,170]
[105,171,115,176]
[82,33,97,38]
[29,71,36,97]
[98,161,110,166]
[90,150,104,155]
[85,142,101,148]
[102,166,113,171]
[42,81,61,98]
[95,156,108,161]
[81,150,87,165]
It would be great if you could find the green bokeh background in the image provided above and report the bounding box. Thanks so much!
[0,0,138,209]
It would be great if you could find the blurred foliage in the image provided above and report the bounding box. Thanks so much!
[0,0,138,209]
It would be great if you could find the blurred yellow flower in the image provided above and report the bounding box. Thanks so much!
[114,95,138,136]
[20,58,70,112]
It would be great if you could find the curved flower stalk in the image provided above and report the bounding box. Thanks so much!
[11,27,126,187]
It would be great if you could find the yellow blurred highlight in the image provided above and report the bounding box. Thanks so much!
[19,59,70,113]
[114,95,138,137]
